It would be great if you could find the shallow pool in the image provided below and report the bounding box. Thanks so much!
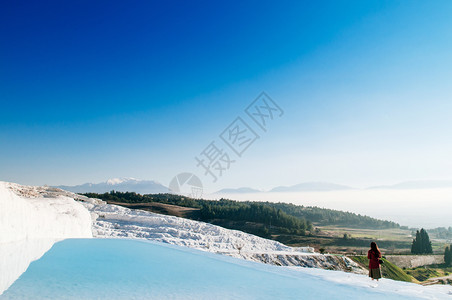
[1,239,414,299]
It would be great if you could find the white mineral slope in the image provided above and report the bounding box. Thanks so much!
[83,198,296,252]
[0,182,92,294]
[0,182,92,243]
[80,197,365,273]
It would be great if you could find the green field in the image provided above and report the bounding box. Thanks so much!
[318,225,412,241]
[404,264,452,284]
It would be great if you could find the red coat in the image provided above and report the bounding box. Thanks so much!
[368,250,381,269]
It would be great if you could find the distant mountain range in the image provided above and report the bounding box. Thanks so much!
[214,182,353,194]
[367,180,452,190]
[215,187,263,194]
[215,180,452,194]
[55,178,168,194]
[269,182,353,192]
[55,178,452,196]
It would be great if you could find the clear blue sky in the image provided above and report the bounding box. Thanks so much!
[1,1,451,191]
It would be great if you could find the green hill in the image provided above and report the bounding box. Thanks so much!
[348,256,414,282]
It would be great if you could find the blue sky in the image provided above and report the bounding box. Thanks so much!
[1,1,451,191]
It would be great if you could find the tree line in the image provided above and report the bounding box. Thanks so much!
[427,227,452,240]
[255,202,400,229]
[199,200,313,233]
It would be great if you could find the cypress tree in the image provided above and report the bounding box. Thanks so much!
[445,245,452,266]
[411,230,420,254]
[411,228,433,254]
[422,229,433,254]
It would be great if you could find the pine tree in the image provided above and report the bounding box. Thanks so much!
[445,245,452,266]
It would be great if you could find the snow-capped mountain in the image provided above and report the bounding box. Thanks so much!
[106,177,135,185]
[54,178,168,194]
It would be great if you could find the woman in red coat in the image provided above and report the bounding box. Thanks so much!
[367,241,382,280]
